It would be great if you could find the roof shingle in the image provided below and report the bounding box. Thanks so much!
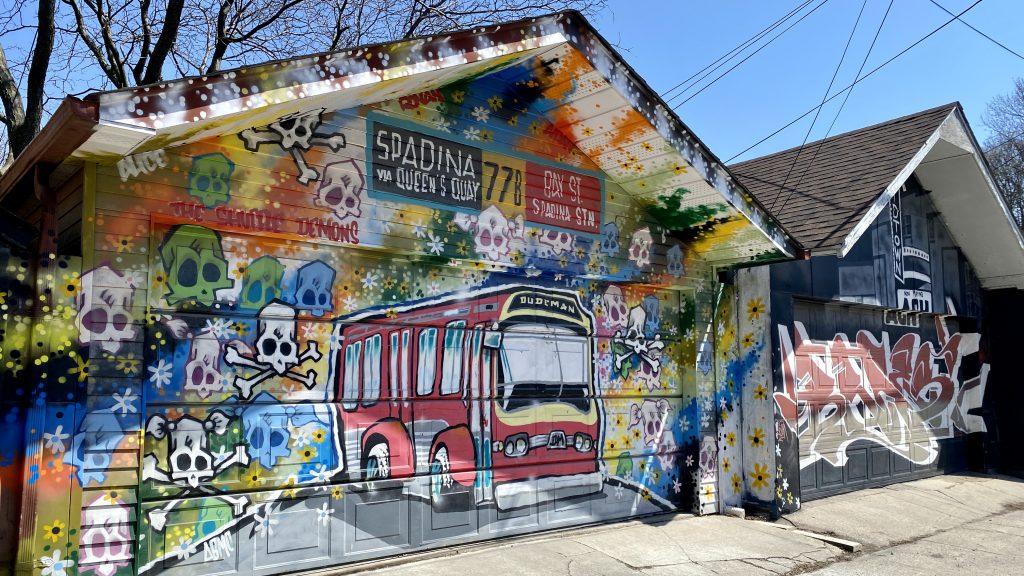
[729,103,958,252]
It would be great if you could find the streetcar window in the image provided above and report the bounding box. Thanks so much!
[440,320,466,395]
[417,328,438,396]
[389,332,400,399]
[362,334,381,406]
[342,340,361,411]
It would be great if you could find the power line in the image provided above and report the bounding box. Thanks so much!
[671,0,833,109]
[775,0,895,215]
[928,0,1024,61]
[725,0,985,164]
[660,0,815,103]
[769,0,867,212]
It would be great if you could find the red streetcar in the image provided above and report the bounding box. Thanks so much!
[331,284,603,510]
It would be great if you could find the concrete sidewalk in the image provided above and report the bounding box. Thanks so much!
[314,474,1024,576]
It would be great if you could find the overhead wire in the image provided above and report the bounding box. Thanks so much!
[671,0,833,109]
[768,0,868,212]
[774,0,895,215]
[661,0,816,104]
[928,0,1024,61]
[724,0,985,164]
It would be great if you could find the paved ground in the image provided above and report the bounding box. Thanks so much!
[313,473,1024,576]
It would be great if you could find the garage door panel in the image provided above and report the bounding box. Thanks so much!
[790,301,973,501]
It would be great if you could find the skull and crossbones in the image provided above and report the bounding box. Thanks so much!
[613,305,665,389]
[238,109,347,185]
[224,301,322,399]
[142,410,250,531]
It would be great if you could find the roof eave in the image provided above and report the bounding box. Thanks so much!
[0,97,98,203]
[836,108,955,258]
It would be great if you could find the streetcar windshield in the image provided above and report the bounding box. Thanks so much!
[497,324,591,413]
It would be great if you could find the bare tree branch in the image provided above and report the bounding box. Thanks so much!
[131,0,153,83]
[2,0,608,162]
[141,0,184,83]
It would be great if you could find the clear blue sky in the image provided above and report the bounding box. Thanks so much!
[591,0,1024,163]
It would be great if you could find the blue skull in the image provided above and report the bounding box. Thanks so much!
[240,401,292,469]
[63,411,126,486]
[666,245,685,278]
[642,295,661,338]
[600,222,620,256]
[288,260,336,317]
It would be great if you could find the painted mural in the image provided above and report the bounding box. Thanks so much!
[774,313,988,509]
[713,268,775,512]
[3,43,729,575]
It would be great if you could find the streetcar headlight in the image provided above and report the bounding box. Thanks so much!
[574,433,593,452]
[504,433,529,457]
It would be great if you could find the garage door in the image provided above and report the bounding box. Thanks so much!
[786,301,971,500]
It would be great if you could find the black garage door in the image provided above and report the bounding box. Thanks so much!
[788,301,971,500]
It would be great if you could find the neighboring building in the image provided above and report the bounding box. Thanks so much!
[0,12,798,576]
[726,103,1024,514]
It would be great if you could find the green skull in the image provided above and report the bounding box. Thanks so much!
[239,255,285,310]
[188,153,234,208]
[159,225,233,307]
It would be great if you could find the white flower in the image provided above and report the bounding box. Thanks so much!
[343,296,357,311]
[301,324,319,339]
[672,478,682,493]
[782,477,790,491]
[40,549,73,576]
[435,118,452,133]
[212,445,231,465]
[292,428,312,448]
[111,388,138,415]
[685,455,694,468]
[255,507,278,537]
[775,444,782,457]
[361,272,378,289]
[148,358,173,389]
[428,282,441,295]
[412,220,427,238]
[680,416,691,431]
[614,484,623,500]
[204,318,234,339]
[462,127,481,141]
[317,502,334,525]
[173,536,196,560]
[42,425,69,455]
[426,233,444,255]
[471,106,490,122]
[310,463,332,486]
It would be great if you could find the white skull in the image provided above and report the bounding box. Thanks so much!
[666,244,684,278]
[269,111,321,150]
[539,229,574,256]
[148,412,229,488]
[474,205,512,261]
[625,306,647,343]
[185,332,223,399]
[656,433,677,471]
[255,302,299,375]
[602,286,628,332]
[75,265,137,354]
[453,212,477,232]
[629,227,653,268]
[79,494,132,576]
[316,159,364,221]
[629,399,671,447]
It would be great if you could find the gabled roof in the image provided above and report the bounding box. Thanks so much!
[730,103,955,252]
[1,11,796,264]
[731,103,1024,290]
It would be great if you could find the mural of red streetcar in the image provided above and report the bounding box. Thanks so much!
[331,284,604,510]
